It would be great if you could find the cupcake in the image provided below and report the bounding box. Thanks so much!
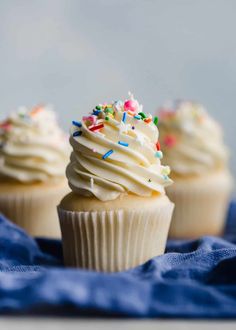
[0,105,70,237]
[58,93,174,272]
[158,100,233,238]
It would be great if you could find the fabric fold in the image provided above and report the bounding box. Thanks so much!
[0,203,236,317]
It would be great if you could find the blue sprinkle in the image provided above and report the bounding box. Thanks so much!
[72,121,82,127]
[93,110,101,116]
[102,149,114,160]
[73,131,82,137]
[118,141,129,147]
[163,175,168,180]
[155,151,163,159]
[134,115,141,120]
[122,112,127,123]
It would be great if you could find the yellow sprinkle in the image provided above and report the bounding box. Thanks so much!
[162,166,170,176]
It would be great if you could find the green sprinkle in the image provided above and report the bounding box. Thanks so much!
[153,116,159,126]
[105,116,109,121]
[96,105,102,110]
[105,108,113,114]
[138,112,147,119]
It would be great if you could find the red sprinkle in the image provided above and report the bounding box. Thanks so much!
[163,135,176,148]
[89,123,104,132]
[156,141,161,151]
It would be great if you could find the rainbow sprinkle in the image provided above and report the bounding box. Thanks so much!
[93,110,101,116]
[163,135,176,148]
[102,149,114,160]
[127,111,134,116]
[122,112,127,123]
[118,141,129,147]
[30,106,43,116]
[105,108,113,114]
[0,122,12,132]
[162,166,170,176]
[89,123,104,132]
[155,151,163,159]
[73,131,82,137]
[77,96,161,166]
[138,112,146,119]
[153,116,159,126]
[156,141,161,151]
[72,121,82,127]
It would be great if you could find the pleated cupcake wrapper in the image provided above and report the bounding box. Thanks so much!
[167,173,232,239]
[0,185,68,238]
[58,203,174,272]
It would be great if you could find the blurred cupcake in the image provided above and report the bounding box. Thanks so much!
[58,93,174,272]
[0,105,70,237]
[158,100,233,238]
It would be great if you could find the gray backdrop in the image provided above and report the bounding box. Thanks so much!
[1,0,235,179]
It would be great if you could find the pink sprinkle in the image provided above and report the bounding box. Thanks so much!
[0,121,12,132]
[124,100,139,113]
[159,109,175,119]
[163,135,177,148]
[83,115,97,125]
[92,148,97,153]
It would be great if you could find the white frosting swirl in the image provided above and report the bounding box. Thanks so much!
[0,105,70,182]
[158,100,229,176]
[67,94,172,201]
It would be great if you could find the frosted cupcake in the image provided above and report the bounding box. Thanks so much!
[158,100,233,238]
[58,93,174,272]
[0,105,70,237]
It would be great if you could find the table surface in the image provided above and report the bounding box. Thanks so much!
[0,319,236,330]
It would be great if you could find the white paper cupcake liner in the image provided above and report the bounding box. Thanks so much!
[167,170,233,238]
[0,181,68,238]
[58,200,174,272]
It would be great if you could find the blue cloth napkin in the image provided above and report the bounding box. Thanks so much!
[0,203,236,318]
